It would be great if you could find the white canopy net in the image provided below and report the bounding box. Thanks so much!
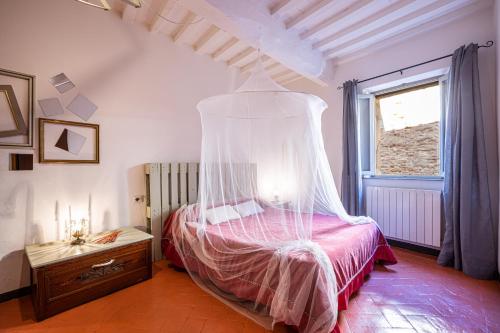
[171,61,371,333]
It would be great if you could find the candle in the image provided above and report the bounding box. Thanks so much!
[74,218,82,234]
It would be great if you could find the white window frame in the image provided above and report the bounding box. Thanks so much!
[358,94,375,178]
[359,76,446,180]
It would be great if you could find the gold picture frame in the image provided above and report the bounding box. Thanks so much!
[0,68,35,148]
[39,118,99,164]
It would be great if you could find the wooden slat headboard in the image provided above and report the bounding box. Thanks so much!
[145,162,257,261]
[145,162,199,261]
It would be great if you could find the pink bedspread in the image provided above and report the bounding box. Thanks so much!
[162,207,397,332]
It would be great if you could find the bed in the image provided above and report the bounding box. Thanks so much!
[161,204,397,333]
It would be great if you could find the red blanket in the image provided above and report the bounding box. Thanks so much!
[162,207,396,332]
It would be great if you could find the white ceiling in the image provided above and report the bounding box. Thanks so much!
[110,0,309,86]
[109,0,492,86]
[267,0,491,62]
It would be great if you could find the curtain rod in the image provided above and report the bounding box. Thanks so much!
[336,40,494,90]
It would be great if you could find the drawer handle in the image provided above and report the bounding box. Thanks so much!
[92,259,115,269]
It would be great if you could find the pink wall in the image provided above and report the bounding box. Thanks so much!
[0,0,237,293]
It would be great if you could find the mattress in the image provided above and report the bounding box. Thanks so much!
[162,206,397,332]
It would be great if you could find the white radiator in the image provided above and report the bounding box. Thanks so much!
[365,186,442,248]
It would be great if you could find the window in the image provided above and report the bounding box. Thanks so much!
[359,79,445,178]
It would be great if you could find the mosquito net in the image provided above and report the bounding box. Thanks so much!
[170,61,372,333]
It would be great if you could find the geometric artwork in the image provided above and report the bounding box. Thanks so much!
[55,128,86,155]
[38,98,65,117]
[67,94,97,121]
[0,68,34,148]
[0,85,28,138]
[49,73,75,94]
[39,118,99,164]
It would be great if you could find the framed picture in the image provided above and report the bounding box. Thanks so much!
[39,118,99,164]
[0,68,35,148]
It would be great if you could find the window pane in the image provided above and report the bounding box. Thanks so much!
[375,83,441,176]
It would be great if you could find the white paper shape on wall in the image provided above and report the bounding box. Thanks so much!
[67,94,97,121]
[55,128,86,155]
[38,98,64,117]
[49,73,75,94]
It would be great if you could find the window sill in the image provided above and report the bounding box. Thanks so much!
[362,175,444,181]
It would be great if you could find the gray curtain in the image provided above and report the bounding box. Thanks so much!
[341,80,360,216]
[438,44,498,279]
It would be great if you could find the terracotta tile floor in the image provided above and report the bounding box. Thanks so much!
[0,247,499,333]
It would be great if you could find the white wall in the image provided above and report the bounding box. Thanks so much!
[0,0,237,294]
[291,5,498,268]
[0,1,498,295]
[290,6,497,198]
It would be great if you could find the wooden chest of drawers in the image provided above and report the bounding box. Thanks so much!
[26,228,153,320]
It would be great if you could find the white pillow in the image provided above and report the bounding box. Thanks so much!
[233,200,264,218]
[205,205,241,225]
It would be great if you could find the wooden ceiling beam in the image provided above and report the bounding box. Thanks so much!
[265,62,281,72]
[180,0,327,85]
[272,69,294,81]
[323,0,457,58]
[75,0,111,10]
[280,73,303,85]
[171,11,196,43]
[333,0,490,64]
[227,47,256,66]
[313,0,415,50]
[122,0,141,7]
[211,37,239,59]
[269,0,294,15]
[240,55,271,73]
[285,0,333,29]
[150,0,175,33]
[193,25,220,52]
[300,0,372,40]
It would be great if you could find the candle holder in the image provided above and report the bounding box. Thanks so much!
[71,230,86,245]
[70,218,87,245]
